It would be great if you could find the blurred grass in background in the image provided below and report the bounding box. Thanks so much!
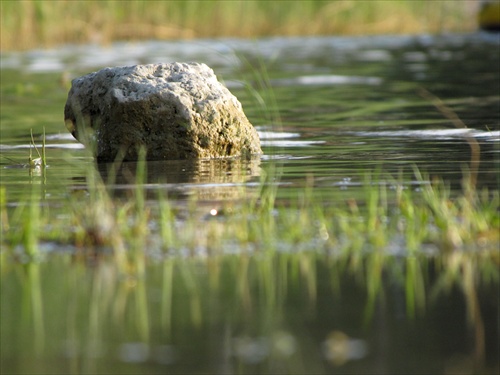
[0,0,479,51]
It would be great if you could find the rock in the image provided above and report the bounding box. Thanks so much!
[64,62,262,161]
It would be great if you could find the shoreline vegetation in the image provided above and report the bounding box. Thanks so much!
[0,0,480,52]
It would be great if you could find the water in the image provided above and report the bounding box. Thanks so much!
[1,34,499,374]
[1,34,499,198]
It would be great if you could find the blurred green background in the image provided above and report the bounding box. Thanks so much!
[0,0,480,51]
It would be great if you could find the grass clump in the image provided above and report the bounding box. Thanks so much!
[1,160,497,264]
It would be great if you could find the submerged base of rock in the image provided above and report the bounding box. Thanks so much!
[64,62,262,161]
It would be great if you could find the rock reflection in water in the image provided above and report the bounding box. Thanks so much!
[97,156,262,202]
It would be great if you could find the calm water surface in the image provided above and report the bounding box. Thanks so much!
[1,34,499,374]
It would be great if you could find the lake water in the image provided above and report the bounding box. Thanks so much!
[1,33,499,374]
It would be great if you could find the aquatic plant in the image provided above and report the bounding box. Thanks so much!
[2,158,497,262]
[28,128,47,172]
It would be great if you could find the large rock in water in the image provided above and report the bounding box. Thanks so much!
[64,62,262,161]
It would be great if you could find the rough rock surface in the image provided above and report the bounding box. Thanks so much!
[64,62,262,161]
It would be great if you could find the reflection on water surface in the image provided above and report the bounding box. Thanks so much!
[1,33,499,374]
